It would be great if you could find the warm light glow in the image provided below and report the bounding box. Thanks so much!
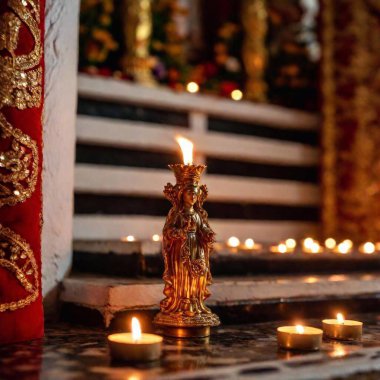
[303,237,314,250]
[337,241,350,254]
[342,239,353,249]
[295,325,305,334]
[176,136,193,165]
[330,343,347,358]
[310,242,320,254]
[122,235,135,242]
[244,238,255,249]
[305,276,318,283]
[337,313,345,324]
[231,89,243,101]
[152,234,160,242]
[325,238,336,250]
[278,243,287,253]
[285,238,297,250]
[227,236,240,248]
[186,81,199,93]
[362,242,375,254]
[132,317,142,342]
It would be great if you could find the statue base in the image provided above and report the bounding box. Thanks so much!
[154,311,220,338]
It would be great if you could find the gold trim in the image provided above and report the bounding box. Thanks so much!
[0,225,39,312]
[0,113,38,208]
[0,0,43,110]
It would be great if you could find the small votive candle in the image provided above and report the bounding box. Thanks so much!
[242,238,262,252]
[277,325,322,351]
[322,313,363,341]
[270,243,288,254]
[359,242,375,254]
[108,317,163,362]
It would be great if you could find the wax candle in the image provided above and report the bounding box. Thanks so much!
[322,313,362,341]
[242,238,262,252]
[108,317,163,362]
[277,325,322,351]
[359,242,375,254]
[270,243,288,253]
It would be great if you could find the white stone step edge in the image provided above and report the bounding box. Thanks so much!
[61,274,380,326]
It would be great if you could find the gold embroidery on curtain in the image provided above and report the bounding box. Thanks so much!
[0,0,42,312]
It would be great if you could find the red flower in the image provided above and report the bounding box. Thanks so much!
[220,81,238,97]
[203,62,218,78]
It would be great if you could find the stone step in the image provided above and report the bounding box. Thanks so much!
[72,240,380,278]
[61,273,380,328]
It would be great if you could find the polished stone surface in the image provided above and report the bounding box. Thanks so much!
[2,313,380,380]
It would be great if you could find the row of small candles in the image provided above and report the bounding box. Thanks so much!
[227,236,379,255]
[108,313,362,362]
[121,235,379,255]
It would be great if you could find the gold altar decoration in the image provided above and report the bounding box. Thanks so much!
[154,138,220,337]
[122,0,156,85]
[321,0,380,241]
[241,0,268,102]
[0,0,42,312]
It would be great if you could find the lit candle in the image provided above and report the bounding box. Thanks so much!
[270,243,288,253]
[108,317,163,362]
[322,313,363,341]
[176,136,193,165]
[303,237,314,252]
[121,235,136,242]
[152,234,161,242]
[325,238,336,250]
[335,239,353,254]
[227,236,240,249]
[285,238,297,252]
[277,324,322,351]
[359,242,375,254]
[242,238,262,252]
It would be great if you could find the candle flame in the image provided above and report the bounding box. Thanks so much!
[278,243,287,253]
[325,238,336,250]
[285,238,296,249]
[295,325,304,334]
[244,238,255,249]
[176,136,193,165]
[363,242,375,254]
[337,313,345,324]
[303,237,314,250]
[227,236,240,248]
[132,317,142,342]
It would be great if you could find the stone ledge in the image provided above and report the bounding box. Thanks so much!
[61,273,380,326]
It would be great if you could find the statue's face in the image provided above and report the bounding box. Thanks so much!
[183,186,199,207]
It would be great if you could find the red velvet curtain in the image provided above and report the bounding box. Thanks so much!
[0,0,44,343]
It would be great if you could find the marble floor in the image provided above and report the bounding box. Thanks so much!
[2,313,380,380]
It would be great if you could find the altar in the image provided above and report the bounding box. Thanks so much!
[1,1,380,379]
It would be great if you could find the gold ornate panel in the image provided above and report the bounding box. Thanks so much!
[0,225,39,312]
[0,113,38,208]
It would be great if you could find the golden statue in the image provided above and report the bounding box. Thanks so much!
[242,0,268,102]
[154,139,220,338]
[122,0,156,85]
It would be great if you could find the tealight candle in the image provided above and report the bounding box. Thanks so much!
[242,238,262,252]
[285,238,297,251]
[359,242,375,254]
[322,313,362,341]
[270,243,288,254]
[277,325,322,351]
[108,317,163,362]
